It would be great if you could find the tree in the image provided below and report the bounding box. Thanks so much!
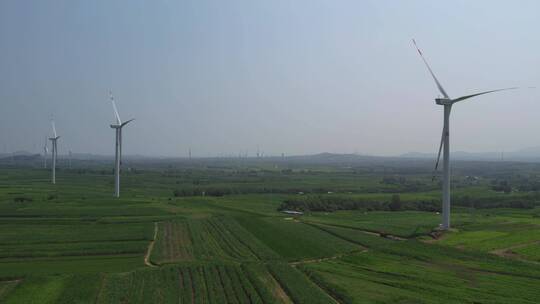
[389,194,402,211]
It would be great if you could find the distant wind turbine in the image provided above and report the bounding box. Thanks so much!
[413,39,517,230]
[109,92,134,198]
[43,137,48,169]
[49,120,60,184]
[69,150,72,169]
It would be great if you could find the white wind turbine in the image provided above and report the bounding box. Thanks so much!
[413,39,517,230]
[109,92,134,198]
[43,137,48,169]
[68,150,72,169]
[49,120,60,184]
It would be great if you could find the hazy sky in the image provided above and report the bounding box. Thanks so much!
[1,0,539,157]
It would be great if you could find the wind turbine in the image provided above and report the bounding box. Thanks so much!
[413,39,516,230]
[43,137,48,169]
[109,92,134,198]
[49,120,60,184]
[69,150,72,169]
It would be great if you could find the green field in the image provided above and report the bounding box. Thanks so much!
[1,160,540,303]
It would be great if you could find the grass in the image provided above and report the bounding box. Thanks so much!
[302,210,442,237]
[1,164,540,302]
[2,276,69,304]
[436,209,540,260]
[302,251,540,303]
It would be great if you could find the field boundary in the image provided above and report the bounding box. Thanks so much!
[303,221,407,243]
[296,267,345,304]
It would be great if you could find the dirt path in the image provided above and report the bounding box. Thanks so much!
[0,279,21,299]
[262,271,294,304]
[144,222,158,267]
[289,249,368,266]
[94,274,107,303]
[0,279,22,284]
[267,273,293,304]
[491,240,540,254]
[490,240,540,263]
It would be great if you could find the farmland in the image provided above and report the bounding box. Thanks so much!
[1,157,540,303]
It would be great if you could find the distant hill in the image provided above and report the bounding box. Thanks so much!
[2,146,540,166]
[0,152,41,162]
[401,146,540,162]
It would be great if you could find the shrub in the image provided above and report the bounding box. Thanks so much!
[278,195,440,213]
[14,197,32,203]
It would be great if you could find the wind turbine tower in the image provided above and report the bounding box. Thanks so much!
[109,92,134,198]
[43,138,48,169]
[49,120,60,184]
[413,39,516,230]
[69,150,72,169]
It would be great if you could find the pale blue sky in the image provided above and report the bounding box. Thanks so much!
[1,0,539,156]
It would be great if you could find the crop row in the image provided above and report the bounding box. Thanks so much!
[267,263,335,304]
[0,222,153,245]
[1,263,325,303]
[0,221,153,262]
[152,221,194,263]
[98,264,281,304]
[235,215,357,261]
[0,240,148,259]
[152,216,279,263]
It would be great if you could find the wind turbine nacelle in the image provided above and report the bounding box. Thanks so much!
[110,124,121,129]
[435,98,452,105]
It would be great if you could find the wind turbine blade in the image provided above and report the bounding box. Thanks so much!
[121,118,134,128]
[432,129,445,181]
[412,39,449,99]
[109,91,122,125]
[451,87,518,103]
[51,120,57,138]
